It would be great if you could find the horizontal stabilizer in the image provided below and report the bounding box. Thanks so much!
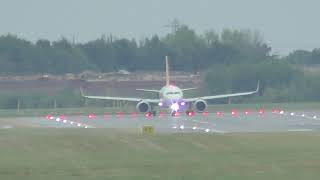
[136,89,160,93]
[181,87,197,91]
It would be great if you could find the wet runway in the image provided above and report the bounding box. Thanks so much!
[8,109,320,133]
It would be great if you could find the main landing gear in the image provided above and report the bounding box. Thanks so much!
[145,111,157,117]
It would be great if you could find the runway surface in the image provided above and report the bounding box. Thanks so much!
[3,109,320,133]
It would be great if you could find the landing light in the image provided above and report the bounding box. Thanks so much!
[158,102,163,107]
[180,102,186,106]
[171,103,180,111]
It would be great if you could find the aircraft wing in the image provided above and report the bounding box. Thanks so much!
[184,81,259,102]
[80,88,160,103]
[136,89,160,93]
[181,87,197,91]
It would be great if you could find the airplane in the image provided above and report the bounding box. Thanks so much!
[80,56,259,116]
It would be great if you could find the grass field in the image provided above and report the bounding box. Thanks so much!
[1,102,320,117]
[1,129,320,180]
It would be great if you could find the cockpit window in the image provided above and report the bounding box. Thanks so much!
[166,92,181,95]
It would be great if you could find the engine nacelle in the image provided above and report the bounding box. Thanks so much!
[193,99,207,113]
[136,101,151,113]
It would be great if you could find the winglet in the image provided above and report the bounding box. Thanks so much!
[255,80,260,93]
[80,87,85,97]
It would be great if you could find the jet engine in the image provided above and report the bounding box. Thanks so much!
[136,101,151,113]
[193,99,207,112]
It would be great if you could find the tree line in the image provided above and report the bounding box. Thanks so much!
[0,26,318,75]
[0,26,275,74]
[0,25,320,108]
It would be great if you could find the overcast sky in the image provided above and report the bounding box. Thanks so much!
[0,0,319,55]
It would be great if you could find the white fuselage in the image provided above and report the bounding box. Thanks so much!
[159,85,184,108]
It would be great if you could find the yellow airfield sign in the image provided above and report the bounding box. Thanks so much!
[142,125,155,135]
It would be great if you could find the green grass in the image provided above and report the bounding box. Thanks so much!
[1,102,320,117]
[1,129,320,180]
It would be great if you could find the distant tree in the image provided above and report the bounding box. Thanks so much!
[36,39,51,48]
[203,30,219,46]
[286,50,311,64]
[52,38,72,50]
[137,35,169,70]
[310,49,320,64]
[80,37,116,72]
[163,25,206,72]
[220,29,271,63]
[112,39,138,71]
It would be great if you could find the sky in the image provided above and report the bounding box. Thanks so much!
[0,0,319,55]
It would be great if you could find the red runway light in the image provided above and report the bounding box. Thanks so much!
[231,109,238,117]
[216,111,223,117]
[145,112,152,118]
[46,114,53,120]
[88,113,96,119]
[187,111,195,117]
[104,112,110,119]
[159,111,165,118]
[59,114,65,120]
[130,112,137,118]
[202,111,209,117]
[244,109,251,115]
[258,108,265,115]
[271,108,280,114]
[116,112,124,118]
